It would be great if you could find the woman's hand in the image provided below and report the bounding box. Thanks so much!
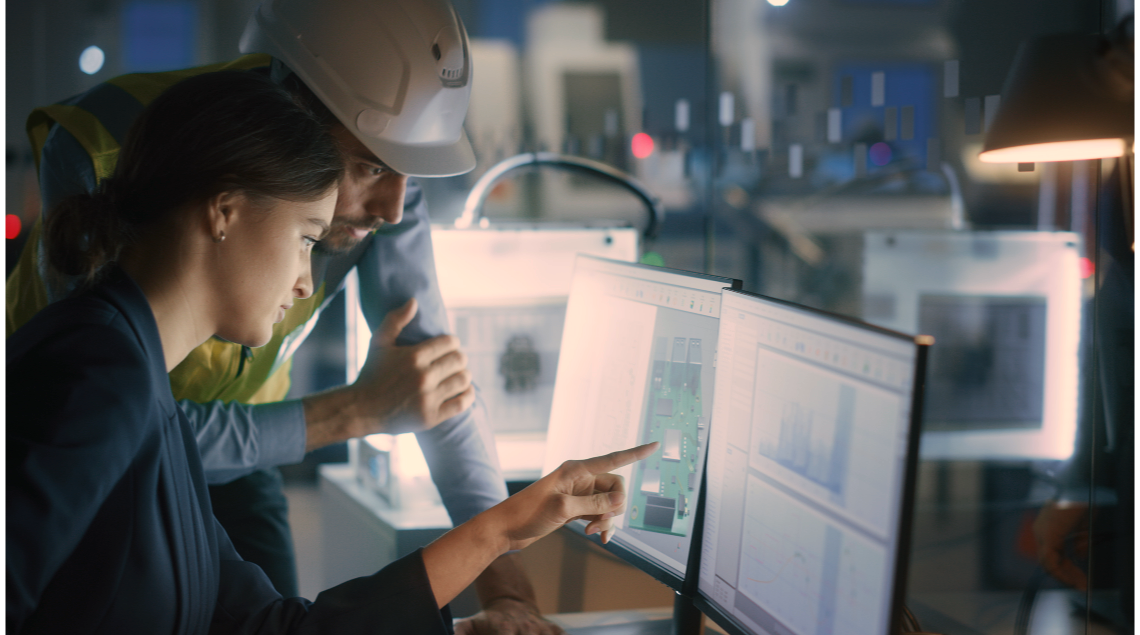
[490,442,660,551]
[423,442,658,608]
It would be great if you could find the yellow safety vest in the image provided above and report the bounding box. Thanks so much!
[10,54,326,405]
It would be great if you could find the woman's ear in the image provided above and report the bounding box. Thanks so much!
[205,191,241,243]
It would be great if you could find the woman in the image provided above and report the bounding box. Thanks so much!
[7,70,654,634]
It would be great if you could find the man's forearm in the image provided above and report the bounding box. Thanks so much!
[473,552,540,609]
[301,386,364,453]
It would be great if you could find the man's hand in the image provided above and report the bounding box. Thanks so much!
[454,598,566,635]
[302,298,475,450]
[350,298,476,434]
[457,552,563,635]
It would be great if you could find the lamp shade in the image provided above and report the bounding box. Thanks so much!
[979,33,1133,163]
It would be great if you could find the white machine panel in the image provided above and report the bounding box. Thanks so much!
[862,230,1082,460]
[346,224,638,486]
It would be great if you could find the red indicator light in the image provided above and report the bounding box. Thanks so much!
[1079,257,1095,279]
[6,215,21,239]
[631,133,655,159]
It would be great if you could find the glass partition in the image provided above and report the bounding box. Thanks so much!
[705,1,1129,633]
[444,0,1131,631]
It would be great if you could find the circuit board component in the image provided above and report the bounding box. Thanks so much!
[630,335,702,536]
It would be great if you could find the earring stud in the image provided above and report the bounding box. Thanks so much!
[214,231,226,243]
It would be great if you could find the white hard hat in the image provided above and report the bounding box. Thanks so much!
[240,0,476,177]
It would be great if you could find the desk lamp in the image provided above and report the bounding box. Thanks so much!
[979,23,1133,165]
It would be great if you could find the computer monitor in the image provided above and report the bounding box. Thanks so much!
[696,289,929,635]
[542,255,741,590]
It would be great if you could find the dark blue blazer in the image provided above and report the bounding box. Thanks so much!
[7,269,454,634]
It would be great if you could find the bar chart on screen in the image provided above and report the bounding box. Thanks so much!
[737,477,888,635]
[699,290,924,635]
[748,340,905,538]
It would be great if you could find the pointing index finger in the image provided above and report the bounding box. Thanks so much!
[580,442,660,475]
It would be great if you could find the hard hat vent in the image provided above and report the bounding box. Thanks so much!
[432,23,467,88]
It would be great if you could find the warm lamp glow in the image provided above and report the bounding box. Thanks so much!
[978,138,1126,163]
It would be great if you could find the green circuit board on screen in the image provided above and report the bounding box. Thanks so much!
[628,336,704,537]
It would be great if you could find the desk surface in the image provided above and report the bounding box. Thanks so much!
[544,608,674,635]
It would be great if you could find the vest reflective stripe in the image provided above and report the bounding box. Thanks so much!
[27,105,120,180]
[25,54,272,178]
[168,283,326,405]
[11,53,320,406]
[64,81,146,146]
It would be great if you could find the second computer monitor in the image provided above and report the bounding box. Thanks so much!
[697,289,928,635]
[543,255,740,588]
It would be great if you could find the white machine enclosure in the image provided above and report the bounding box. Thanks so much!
[345,224,639,500]
[861,230,1082,460]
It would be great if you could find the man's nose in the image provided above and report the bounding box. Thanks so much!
[366,173,408,225]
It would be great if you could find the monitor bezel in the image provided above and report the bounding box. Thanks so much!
[693,288,931,635]
[564,459,712,605]
[574,253,746,293]
[552,255,741,593]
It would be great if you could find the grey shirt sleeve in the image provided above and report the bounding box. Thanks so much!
[180,399,308,485]
[356,181,509,525]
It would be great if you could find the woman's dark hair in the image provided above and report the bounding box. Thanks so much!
[44,69,344,283]
[272,59,342,132]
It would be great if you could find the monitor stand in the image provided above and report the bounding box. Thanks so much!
[672,593,703,635]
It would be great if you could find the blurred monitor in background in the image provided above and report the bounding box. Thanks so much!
[347,225,638,481]
[862,230,1082,460]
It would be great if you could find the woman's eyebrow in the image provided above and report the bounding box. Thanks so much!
[308,217,331,238]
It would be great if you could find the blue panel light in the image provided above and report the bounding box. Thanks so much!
[122,1,197,73]
[834,63,936,171]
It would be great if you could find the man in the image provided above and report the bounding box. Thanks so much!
[7,0,564,632]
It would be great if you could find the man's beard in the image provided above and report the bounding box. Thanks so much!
[315,220,377,255]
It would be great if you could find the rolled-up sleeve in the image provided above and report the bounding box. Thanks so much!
[181,399,308,485]
[355,182,508,525]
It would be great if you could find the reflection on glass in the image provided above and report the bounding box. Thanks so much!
[412,0,1130,630]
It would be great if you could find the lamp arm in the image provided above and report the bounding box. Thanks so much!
[457,152,664,239]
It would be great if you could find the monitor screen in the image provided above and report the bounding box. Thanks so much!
[697,289,927,635]
[543,255,740,588]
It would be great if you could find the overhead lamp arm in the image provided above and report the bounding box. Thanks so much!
[457,152,665,239]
